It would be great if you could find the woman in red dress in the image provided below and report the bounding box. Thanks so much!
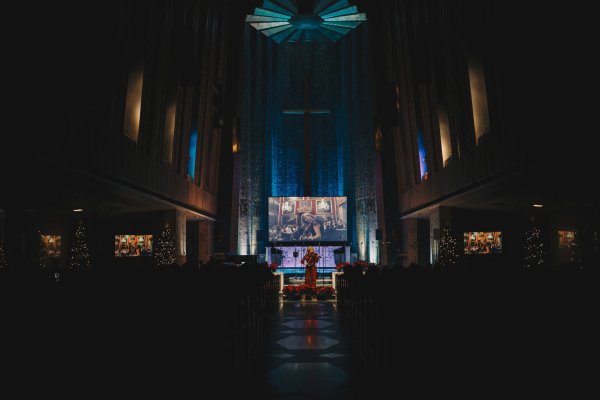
[301,247,320,288]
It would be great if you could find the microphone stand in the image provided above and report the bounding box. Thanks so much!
[320,241,324,287]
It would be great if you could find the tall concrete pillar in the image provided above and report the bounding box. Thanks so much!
[186,220,200,265]
[175,209,187,265]
[400,218,419,267]
[430,208,441,265]
[199,220,214,263]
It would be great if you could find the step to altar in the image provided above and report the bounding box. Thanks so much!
[287,276,332,286]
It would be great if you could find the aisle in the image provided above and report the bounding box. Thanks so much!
[260,301,354,399]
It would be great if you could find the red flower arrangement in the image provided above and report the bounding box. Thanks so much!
[282,285,335,299]
[282,285,299,296]
[353,261,369,268]
[269,262,278,271]
[335,262,350,271]
[317,286,336,298]
[282,284,319,297]
[297,284,316,296]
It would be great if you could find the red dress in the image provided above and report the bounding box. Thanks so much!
[301,252,320,288]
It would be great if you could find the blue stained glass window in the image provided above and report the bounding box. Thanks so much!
[417,130,429,180]
[187,130,198,179]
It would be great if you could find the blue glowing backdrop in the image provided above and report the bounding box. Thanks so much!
[237,1,378,261]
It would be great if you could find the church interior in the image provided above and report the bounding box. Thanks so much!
[1,0,592,398]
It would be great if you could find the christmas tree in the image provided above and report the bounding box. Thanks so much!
[0,241,7,270]
[439,227,458,267]
[155,223,176,266]
[69,222,92,270]
[523,219,545,268]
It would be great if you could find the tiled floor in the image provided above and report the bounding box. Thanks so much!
[259,300,354,399]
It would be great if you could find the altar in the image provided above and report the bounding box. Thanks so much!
[267,246,350,269]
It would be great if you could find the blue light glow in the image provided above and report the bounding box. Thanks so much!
[187,130,198,179]
[416,130,429,179]
[323,13,366,22]
[262,24,294,37]
[271,27,296,43]
[315,27,343,41]
[320,24,351,35]
[263,0,294,16]
[246,15,290,22]
[320,6,358,19]
[254,7,292,19]
[290,14,324,30]
[322,21,362,29]
[250,22,290,31]
[320,0,350,16]
[314,0,335,14]
[247,0,365,44]
[275,0,297,14]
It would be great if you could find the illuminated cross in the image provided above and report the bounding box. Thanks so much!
[283,75,330,196]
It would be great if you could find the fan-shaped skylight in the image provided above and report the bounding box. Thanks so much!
[246,0,367,43]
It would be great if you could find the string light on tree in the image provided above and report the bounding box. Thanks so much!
[569,229,582,269]
[439,227,458,267]
[155,223,176,266]
[523,218,545,268]
[39,233,50,269]
[69,221,92,270]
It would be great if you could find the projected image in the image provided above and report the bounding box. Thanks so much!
[558,230,575,248]
[268,197,347,242]
[115,235,153,257]
[464,232,502,255]
[41,235,61,258]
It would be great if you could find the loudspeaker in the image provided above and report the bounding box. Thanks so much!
[293,251,299,258]
[271,246,282,254]
[376,229,382,240]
